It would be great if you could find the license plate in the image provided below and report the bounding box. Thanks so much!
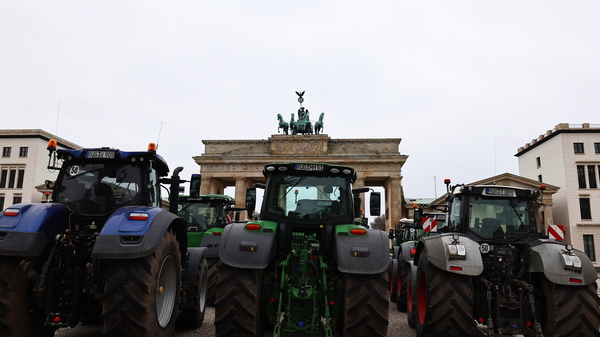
[484,187,516,197]
[86,150,116,159]
[294,164,323,171]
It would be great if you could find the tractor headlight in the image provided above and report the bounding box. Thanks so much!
[560,253,582,269]
[447,244,466,259]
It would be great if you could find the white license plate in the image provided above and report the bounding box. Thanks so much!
[86,151,116,159]
[294,164,323,171]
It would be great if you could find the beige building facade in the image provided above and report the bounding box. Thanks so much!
[516,123,600,266]
[0,129,80,209]
[193,134,408,230]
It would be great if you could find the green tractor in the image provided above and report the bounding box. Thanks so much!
[411,181,600,336]
[177,173,240,304]
[214,162,390,337]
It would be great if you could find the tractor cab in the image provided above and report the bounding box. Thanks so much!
[447,185,537,242]
[50,144,168,218]
[178,195,236,232]
[245,162,380,255]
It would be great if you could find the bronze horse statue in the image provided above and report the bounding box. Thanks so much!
[277,114,289,135]
[314,113,324,135]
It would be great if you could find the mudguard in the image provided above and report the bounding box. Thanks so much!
[182,247,209,309]
[91,206,187,259]
[0,203,69,257]
[335,228,389,274]
[416,234,483,276]
[528,239,597,286]
[219,221,277,269]
[199,231,221,259]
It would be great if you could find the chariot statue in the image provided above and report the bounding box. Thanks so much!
[276,91,324,135]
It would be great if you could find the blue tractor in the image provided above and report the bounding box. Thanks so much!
[0,140,208,336]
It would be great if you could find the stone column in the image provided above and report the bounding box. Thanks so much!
[541,203,554,236]
[385,176,403,233]
[200,176,212,196]
[354,177,366,217]
[234,178,248,210]
[201,176,225,196]
[234,177,257,219]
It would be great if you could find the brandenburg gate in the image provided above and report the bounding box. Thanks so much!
[193,134,408,230]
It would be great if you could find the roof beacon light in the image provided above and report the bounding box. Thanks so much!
[47,139,57,152]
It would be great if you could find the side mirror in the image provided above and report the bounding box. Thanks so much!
[246,187,257,213]
[189,174,201,198]
[369,192,381,216]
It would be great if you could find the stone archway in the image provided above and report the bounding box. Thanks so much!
[193,134,408,231]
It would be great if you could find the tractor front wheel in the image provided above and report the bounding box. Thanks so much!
[214,264,263,337]
[102,228,181,337]
[539,276,600,337]
[341,271,389,337]
[177,257,208,329]
[415,251,474,337]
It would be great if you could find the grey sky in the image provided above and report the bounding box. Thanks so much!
[2,2,599,199]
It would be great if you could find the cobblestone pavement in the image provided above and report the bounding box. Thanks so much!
[55,302,417,337]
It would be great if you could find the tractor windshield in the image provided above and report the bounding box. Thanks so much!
[467,196,533,240]
[178,201,226,231]
[55,161,145,216]
[266,174,348,220]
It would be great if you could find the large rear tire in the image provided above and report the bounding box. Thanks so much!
[214,263,263,337]
[406,265,416,329]
[342,271,389,337]
[389,259,397,303]
[415,251,474,337]
[539,276,600,337]
[102,229,181,337]
[0,257,55,337]
[396,259,410,312]
[177,257,208,329]
[206,258,219,305]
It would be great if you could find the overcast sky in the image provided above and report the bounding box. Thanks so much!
[2,2,599,199]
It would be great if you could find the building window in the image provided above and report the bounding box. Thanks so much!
[588,165,597,189]
[0,196,4,211]
[577,165,586,188]
[0,170,6,188]
[12,196,21,205]
[16,169,24,189]
[574,143,585,153]
[538,174,543,183]
[595,143,600,154]
[583,235,596,262]
[19,147,28,157]
[7,169,16,189]
[2,147,10,157]
[580,197,592,219]
[536,157,541,168]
